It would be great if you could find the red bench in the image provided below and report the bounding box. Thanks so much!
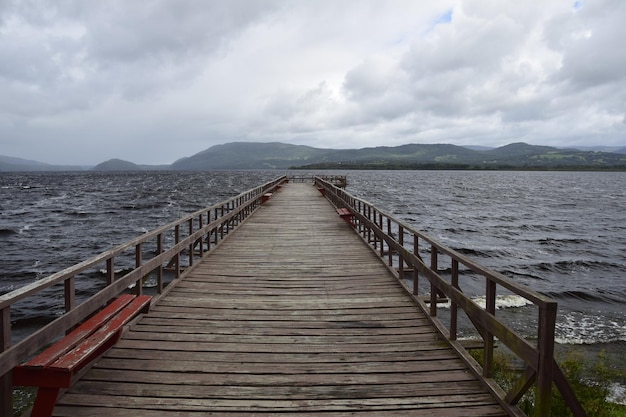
[13,294,151,417]
[336,207,355,227]
[261,192,273,204]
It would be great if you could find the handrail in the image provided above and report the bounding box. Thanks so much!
[315,176,587,417]
[288,174,347,187]
[0,175,287,415]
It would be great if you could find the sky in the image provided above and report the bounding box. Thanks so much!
[1,0,625,165]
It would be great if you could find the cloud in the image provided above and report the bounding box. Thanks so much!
[0,0,624,165]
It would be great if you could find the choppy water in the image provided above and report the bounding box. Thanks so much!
[1,170,625,366]
[347,171,626,345]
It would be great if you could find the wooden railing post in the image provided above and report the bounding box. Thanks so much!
[430,246,438,317]
[413,234,419,295]
[106,257,115,285]
[387,218,393,266]
[1,306,12,417]
[157,233,163,293]
[535,304,557,417]
[450,259,459,340]
[219,207,225,239]
[174,224,181,279]
[378,213,384,257]
[484,279,496,377]
[365,205,371,244]
[64,275,76,313]
[398,225,404,278]
[188,218,194,268]
[135,243,143,295]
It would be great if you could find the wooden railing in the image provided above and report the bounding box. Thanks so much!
[0,176,288,416]
[289,174,347,188]
[315,177,587,417]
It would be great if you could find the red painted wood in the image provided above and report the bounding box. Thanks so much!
[336,208,355,227]
[30,387,60,417]
[21,294,136,368]
[50,295,151,372]
[336,208,351,216]
[12,294,150,417]
[261,193,273,204]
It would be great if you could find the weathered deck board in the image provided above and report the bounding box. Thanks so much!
[51,182,509,416]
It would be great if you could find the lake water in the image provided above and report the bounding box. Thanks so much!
[1,170,625,395]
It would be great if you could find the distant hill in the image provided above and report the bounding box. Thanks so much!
[170,142,331,170]
[3,141,626,171]
[0,155,85,172]
[568,145,626,154]
[92,159,143,171]
[170,141,626,170]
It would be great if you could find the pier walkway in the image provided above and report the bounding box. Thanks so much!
[48,182,508,416]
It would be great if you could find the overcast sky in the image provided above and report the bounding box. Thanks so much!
[1,0,625,165]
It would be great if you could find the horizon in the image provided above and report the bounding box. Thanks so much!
[2,140,625,168]
[1,1,625,165]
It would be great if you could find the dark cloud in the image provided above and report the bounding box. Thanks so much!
[0,0,624,165]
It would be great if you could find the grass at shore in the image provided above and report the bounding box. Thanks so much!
[470,348,626,416]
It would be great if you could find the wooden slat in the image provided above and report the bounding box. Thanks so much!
[50,183,509,416]
[19,295,136,369]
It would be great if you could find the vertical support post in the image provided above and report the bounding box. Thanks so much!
[450,259,459,340]
[484,279,496,377]
[366,206,372,245]
[213,208,219,245]
[413,234,419,295]
[63,275,76,334]
[398,225,404,278]
[188,218,194,268]
[535,304,557,417]
[135,243,142,295]
[174,225,181,279]
[430,246,438,317]
[220,206,225,239]
[198,214,204,256]
[157,233,163,293]
[106,257,115,285]
[64,275,75,313]
[387,218,393,266]
[378,213,384,257]
[1,306,12,417]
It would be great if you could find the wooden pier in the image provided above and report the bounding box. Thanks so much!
[47,183,507,416]
[1,176,587,417]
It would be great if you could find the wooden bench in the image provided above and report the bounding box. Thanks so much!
[336,207,355,227]
[13,294,151,417]
[261,192,273,204]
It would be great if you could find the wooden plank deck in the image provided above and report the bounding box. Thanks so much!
[49,182,509,416]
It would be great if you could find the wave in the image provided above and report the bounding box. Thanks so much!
[555,311,626,345]
[437,294,534,310]
[545,289,626,305]
[536,259,623,273]
[0,227,18,236]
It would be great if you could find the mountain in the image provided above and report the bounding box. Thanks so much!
[92,159,143,171]
[170,141,626,170]
[170,142,331,170]
[3,142,626,171]
[0,155,85,172]
[567,145,626,154]
[291,142,626,170]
